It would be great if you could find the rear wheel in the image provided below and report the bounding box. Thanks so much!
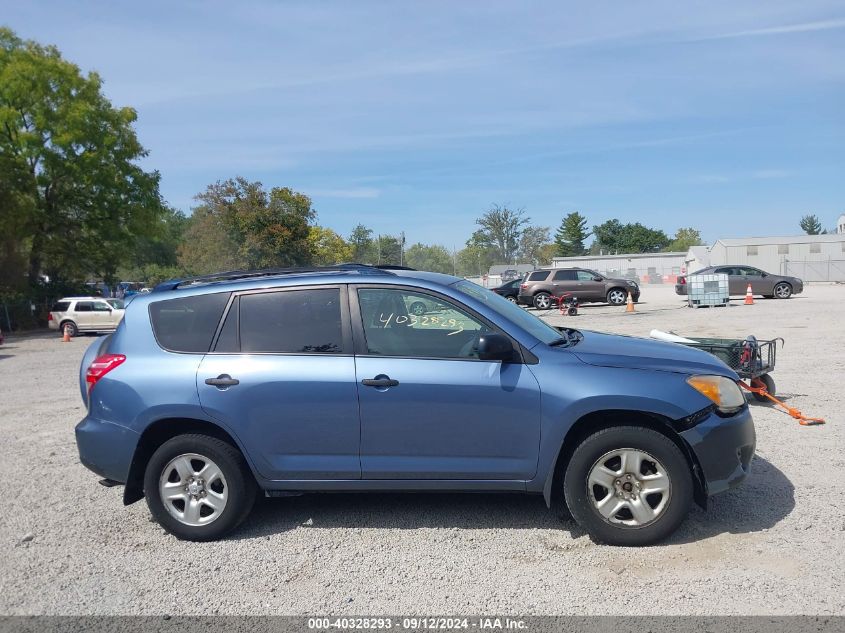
[607,288,627,306]
[773,283,792,299]
[563,426,692,546]
[505,295,517,303]
[144,434,256,541]
[60,320,78,337]
[751,374,776,402]
[409,301,427,316]
[533,292,552,310]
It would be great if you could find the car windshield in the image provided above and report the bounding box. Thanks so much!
[451,280,565,346]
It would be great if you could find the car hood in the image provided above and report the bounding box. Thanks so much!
[569,330,737,378]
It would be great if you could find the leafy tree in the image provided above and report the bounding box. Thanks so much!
[667,227,704,252]
[0,27,164,286]
[800,214,824,235]
[536,243,557,267]
[404,243,454,274]
[474,204,529,262]
[554,212,590,257]
[455,232,499,277]
[348,224,375,264]
[519,226,551,266]
[308,226,352,265]
[592,219,670,253]
[178,202,244,275]
[375,235,402,266]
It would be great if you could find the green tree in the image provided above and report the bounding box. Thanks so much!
[554,212,590,257]
[348,224,375,263]
[178,202,244,275]
[592,219,670,253]
[404,243,454,273]
[455,232,499,277]
[375,235,402,265]
[0,27,164,286]
[800,214,823,235]
[666,227,704,252]
[519,226,551,265]
[308,226,352,265]
[474,204,529,262]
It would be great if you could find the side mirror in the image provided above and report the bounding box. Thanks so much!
[477,333,515,362]
[593,276,603,282]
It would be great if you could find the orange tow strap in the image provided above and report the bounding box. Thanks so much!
[739,381,825,426]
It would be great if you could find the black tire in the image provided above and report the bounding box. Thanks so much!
[409,301,427,316]
[144,434,257,541]
[505,295,517,303]
[533,292,553,310]
[773,282,792,299]
[751,374,776,402]
[567,307,578,316]
[606,288,628,306]
[563,426,693,546]
[60,320,78,337]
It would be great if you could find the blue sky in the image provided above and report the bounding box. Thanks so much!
[4,1,844,246]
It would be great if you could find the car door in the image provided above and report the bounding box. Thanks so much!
[739,267,768,295]
[550,269,577,299]
[91,300,114,329]
[575,269,605,301]
[73,301,94,330]
[196,286,361,481]
[351,285,542,481]
[713,267,741,295]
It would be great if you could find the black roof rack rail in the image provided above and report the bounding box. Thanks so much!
[151,263,410,292]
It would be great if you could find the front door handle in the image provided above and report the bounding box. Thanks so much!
[205,374,239,388]
[362,376,399,388]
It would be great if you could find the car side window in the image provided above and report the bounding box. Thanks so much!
[576,270,595,281]
[93,301,111,312]
[553,270,576,281]
[238,288,343,354]
[741,267,762,276]
[526,271,548,281]
[357,288,490,359]
[714,267,736,276]
[75,302,93,312]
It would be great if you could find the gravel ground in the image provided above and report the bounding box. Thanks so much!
[1,285,843,615]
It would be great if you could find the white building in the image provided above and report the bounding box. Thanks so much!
[686,234,845,281]
[551,252,687,284]
[837,213,845,234]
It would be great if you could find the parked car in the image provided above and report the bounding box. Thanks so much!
[518,267,640,309]
[500,269,520,283]
[675,266,803,299]
[75,265,754,546]
[491,278,521,302]
[48,297,125,336]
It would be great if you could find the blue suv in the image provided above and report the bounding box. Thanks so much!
[75,265,755,545]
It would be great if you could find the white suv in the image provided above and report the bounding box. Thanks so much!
[48,297,125,336]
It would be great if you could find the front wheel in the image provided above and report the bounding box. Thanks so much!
[533,292,553,310]
[563,426,692,546]
[773,283,792,299]
[607,288,628,306]
[409,301,427,316]
[144,434,257,541]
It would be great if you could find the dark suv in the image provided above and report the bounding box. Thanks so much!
[518,268,640,309]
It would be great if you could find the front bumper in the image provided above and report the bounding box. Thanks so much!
[679,406,755,496]
[75,415,140,483]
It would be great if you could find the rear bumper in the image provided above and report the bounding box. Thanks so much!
[679,406,755,496]
[75,415,140,483]
[48,319,59,330]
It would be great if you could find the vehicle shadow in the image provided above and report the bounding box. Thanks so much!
[233,456,793,545]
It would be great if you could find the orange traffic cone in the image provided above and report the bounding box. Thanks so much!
[744,283,754,305]
[626,291,635,312]
[62,324,72,342]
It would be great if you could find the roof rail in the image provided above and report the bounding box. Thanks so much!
[151,263,407,292]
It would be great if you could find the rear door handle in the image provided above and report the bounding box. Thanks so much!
[205,374,239,388]
[362,376,399,388]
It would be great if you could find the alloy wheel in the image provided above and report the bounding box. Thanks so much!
[158,453,228,527]
[534,294,551,309]
[587,448,671,527]
[608,290,627,305]
[774,283,792,299]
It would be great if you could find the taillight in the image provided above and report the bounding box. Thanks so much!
[86,354,126,392]
[48,313,53,321]
[520,283,527,289]
[678,276,686,284]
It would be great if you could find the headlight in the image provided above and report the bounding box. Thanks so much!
[686,375,745,414]
[626,280,638,286]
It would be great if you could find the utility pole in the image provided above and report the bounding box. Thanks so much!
[399,231,406,267]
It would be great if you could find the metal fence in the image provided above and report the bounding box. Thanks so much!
[784,259,845,282]
[0,297,61,331]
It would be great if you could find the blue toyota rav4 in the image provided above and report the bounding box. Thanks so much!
[76,265,755,546]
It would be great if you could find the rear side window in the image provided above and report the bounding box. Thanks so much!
[552,270,576,281]
[149,293,230,353]
[527,271,549,281]
[51,302,70,312]
[75,302,93,312]
[237,288,343,354]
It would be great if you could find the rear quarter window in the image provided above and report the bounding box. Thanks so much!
[149,293,231,353]
[51,302,71,312]
[527,271,549,281]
